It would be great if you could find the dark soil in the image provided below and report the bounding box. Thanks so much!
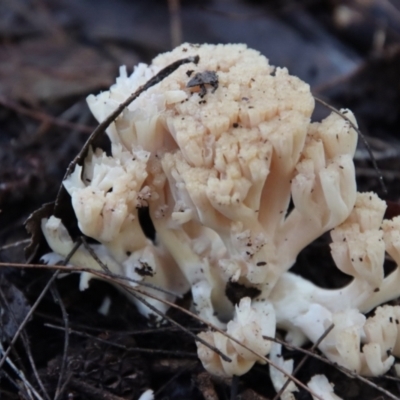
[1,1,400,399]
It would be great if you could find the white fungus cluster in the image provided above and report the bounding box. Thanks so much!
[41,44,400,396]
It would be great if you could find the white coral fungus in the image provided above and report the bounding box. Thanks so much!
[269,342,298,400]
[196,297,275,377]
[307,375,342,400]
[41,43,400,382]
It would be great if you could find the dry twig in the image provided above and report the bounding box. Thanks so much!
[0,239,31,252]
[272,324,335,400]
[0,342,43,400]
[44,324,197,358]
[154,361,197,397]
[50,285,69,400]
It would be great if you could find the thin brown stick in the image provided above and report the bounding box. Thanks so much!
[0,261,183,299]
[272,324,334,400]
[36,312,201,335]
[44,324,197,358]
[55,374,73,400]
[381,374,400,382]
[23,336,51,400]
[0,342,43,400]
[50,285,69,400]
[0,96,94,134]
[0,239,30,252]
[313,95,387,194]
[0,273,60,371]
[80,236,111,273]
[125,287,232,363]
[0,368,24,396]
[1,366,37,400]
[101,267,183,297]
[155,361,196,397]
[122,326,204,335]
[0,240,82,370]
